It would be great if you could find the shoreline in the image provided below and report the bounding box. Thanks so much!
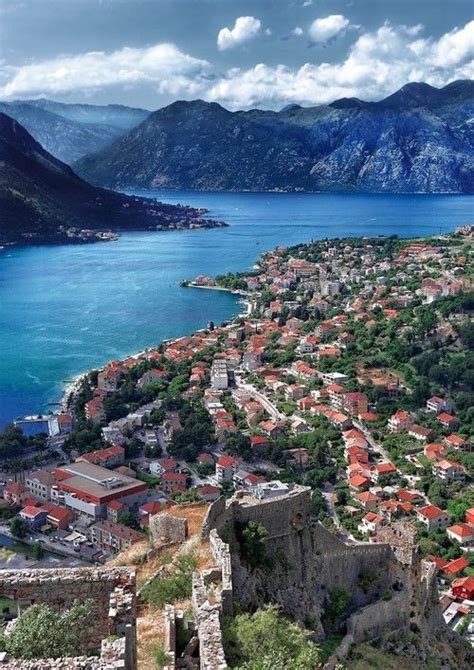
[56,290,251,411]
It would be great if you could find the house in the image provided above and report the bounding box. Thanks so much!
[106,500,126,524]
[437,413,459,430]
[285,384,305,401]
[465,508,474,525]
[288,448,310,468]
[395,489,423,505]
[4,482,28,506]
[41,503,74,530]
[349,475,371,492]
[211,360,228,390]
[197,484,221,502]
[371,462,397,482]
[297,397,317,412]
[89,520,143,554]
[408,425,433,442]
[342,392,368,417]
[443,556,469,576]
[416,505,450,531]
[327,411,352,430]
[259,420,285,438]
[443,434,468,450]
[25,470,56,503]
[196,453,214,466]
[424,443,447,462]
[19,506,48,529]
[359,511,384,534]
[137,369,167,388]
[250,435,270,451]
[77,445,125,469]
[216,456,239,483]
[452,577,474,601]
[432,460,465,483]
[85,398,106,424]
[355,491,380,511]
[426,396,452,414]
[447,523,474,545]
[159,472,187,494]
[388,410,412,433]
[138,501,169,526]
[150,458,178,477]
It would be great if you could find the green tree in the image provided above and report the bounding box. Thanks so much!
[323,587,351,632]
[238,521,268,568]
[0,600,93,659]
[223,605,320,670]
[9,517,28,538]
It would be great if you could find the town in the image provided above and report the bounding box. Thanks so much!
[0,227,473,653]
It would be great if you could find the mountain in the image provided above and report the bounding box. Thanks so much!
[0,113,223,245]
[0,100,150,163]
[19,99,150,130]
[74,81,474,194]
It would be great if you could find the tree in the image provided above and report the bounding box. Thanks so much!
[0,600,93,659]
[31,543,44,561]
[323,587,351,632]
[9,517,28,538]
[239,521,268,568]
[223,605,320,670]
[118,511,140,530]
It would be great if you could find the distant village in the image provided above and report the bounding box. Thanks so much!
[1,225,473,641]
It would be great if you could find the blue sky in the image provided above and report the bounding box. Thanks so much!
[0,0,472,110]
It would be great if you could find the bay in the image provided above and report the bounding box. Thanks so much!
[1,191,472,428]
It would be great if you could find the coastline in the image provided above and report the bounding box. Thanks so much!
[57,287,251,411]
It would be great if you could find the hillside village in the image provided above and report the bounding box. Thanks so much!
[0,227,473,665]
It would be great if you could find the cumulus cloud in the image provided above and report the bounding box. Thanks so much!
[292,27,304,37]
[1,20,472,110]
[308,15,351,44]
[217,16,261,51]
[0,42,209,98]
[207,21,474,109]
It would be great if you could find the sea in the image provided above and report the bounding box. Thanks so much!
[1,191,472,428]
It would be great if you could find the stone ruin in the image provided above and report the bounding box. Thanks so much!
[161,485,474,670]
[0,567,137,669]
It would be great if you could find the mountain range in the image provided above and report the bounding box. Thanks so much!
[0,112,222,245]
[74,80,474,194]
[0,99,149,163]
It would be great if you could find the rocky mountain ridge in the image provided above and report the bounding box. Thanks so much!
[74,80,474,194]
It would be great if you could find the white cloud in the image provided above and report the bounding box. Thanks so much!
[1,20,472,110]
[292,27,304,37]
[217,16,261,51]
[302,1,313,7]
[0,43,209,99]
[308,15,350,44]
[207,21,474,109]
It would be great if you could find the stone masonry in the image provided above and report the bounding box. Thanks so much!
[0,567,137,669]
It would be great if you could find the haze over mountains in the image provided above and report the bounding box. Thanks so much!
[0,113,219,245]
[0,99,149,163]
[74,80,474,194]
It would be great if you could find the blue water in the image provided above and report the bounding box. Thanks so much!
[1,191,472,428]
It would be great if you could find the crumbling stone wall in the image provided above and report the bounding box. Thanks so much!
[149,513,188,544]
[0,567,136,669]
[192,570,227,670]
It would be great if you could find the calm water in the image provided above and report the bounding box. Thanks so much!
[1,191,472,427]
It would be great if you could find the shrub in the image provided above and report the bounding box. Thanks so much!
[142,553,197,609]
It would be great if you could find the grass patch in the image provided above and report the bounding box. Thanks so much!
[141,553,197,609]
[319,633,344,663]
[136,472,161,487]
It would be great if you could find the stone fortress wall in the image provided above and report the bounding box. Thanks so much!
[0,567,137,670]
[191,485,460,670]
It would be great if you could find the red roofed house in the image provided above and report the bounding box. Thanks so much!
[196,453,214,465]
[465,508,474,525]
[443,556,469,576]
[4,482,28,506]
[437,413,459,430]
[150,458,178,477]
[432,460,465,483]
[160,472,187,495]
[416,505,450,531]
[106,500,126,524]
[388,410,412,433]
[452,577,474,601]
[216,456,239,483]
[78,445,125,469]
[197,484,221,502]
[408,425,433,442]
[447,523,474,545]
[371,461,397,482]
[355,491,381,512]
[342,392,368,417]
[349,475,371,492]
[41,503,74,530]
[250,435,270,451]
[359,511,384,534]
[19,506,48,529]
[444,434,468,450]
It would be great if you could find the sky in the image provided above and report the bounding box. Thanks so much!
[0,0,473,111]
